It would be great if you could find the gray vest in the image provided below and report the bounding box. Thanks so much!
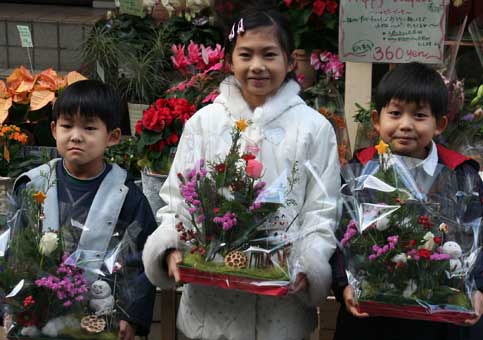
[14,159,129,281]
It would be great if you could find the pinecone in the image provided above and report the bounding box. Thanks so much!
[224,250,248,269]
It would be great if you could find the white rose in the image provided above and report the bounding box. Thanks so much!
[39,232,59,256]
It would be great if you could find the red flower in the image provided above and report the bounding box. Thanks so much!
[434,236,442,245]
[418,249,432,259]
[213,207,220,214]
[242,153,256,162]
[313,0,326,16]
[135,120,143,135]
[16,311,38,327]
[149,140,165,152]
[326,1,338,14]
[408,239,417,247]
[166,133,179,145]
[142,107,166,132]
[215,163,226,173]
[23,295,35,308]
[284,0,293,6]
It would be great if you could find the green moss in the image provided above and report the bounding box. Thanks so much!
[61,327,118,340]
[182,253,289,281]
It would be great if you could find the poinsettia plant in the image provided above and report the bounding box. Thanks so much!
[166,41,229,109]
[0,124,31,177]
[278,0,339,52]
[0,66,86,145]
[135,97,196,174]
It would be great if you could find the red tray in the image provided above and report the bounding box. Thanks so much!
[179,266,290,296]
[358,300,476,325]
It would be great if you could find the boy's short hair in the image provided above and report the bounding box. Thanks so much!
[375,62,448,119]
[53,80,121,131]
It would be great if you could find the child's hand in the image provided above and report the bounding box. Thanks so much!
[343,285,369,318]
[118,320,135,340]
[464,290,483,326]
[166,249,183,282]
[290,273,308,293]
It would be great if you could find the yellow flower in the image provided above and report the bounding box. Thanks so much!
[235,119,249,132]
[33,191,47,204]
[375,140,389,155]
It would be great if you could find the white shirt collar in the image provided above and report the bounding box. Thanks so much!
[396,141,438,176]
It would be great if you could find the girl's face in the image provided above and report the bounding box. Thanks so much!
[230,26,294,109]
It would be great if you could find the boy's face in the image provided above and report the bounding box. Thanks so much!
[372,99,447,159]
[51,113,121,179]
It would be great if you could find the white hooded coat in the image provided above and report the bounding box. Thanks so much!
[142,77,340,340]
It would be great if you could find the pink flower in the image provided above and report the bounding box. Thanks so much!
[202,90,219,104]
[310,52,322,70]
[171,44,190,75]
[324,54,344,80]
[187,41,202,69]
[246,159,263,179]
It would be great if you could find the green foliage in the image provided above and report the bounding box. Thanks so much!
[105,136,141,177]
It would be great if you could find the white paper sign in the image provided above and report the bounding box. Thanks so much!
[17,25,33,48]
[339,0,446,63]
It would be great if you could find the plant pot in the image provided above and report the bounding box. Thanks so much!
[141,168,168,216]
[128,103,149,136]
[292,49,316,89]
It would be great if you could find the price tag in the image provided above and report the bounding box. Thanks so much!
[119,0,145,17]
[17,25,33,48]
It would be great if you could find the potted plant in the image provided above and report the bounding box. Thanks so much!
[0,66,86,146]
[134,97,196,213]
[0,124,33,217]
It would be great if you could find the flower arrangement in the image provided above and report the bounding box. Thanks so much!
[0,168,138,339]
[135,97,196,174]
[0,66,86,146]
[0,124,30,178]
[278,0,339,52]
[166,41,228,109]
[338,141,480,323]
[175,120,298,295]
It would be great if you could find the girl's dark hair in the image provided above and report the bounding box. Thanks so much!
[375,62,448,119]
[224,4,295,72]
[52,79,121,131]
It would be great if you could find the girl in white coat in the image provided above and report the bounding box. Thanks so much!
[142,6,341,340]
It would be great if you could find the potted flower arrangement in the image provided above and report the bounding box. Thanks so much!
[0,66,86,146]
[135,97,196,213]
[338,141,480,324]
[0,172,143,339]
[175,120,298,296]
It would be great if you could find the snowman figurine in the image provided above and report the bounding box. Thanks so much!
[442,241,463,272]
[89,280,114,316]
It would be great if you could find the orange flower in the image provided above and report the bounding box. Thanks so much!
[375,140,389,155]
[332,115,346,129]
[235,119,249,132]
[319,107,334,119]
[32,191,47,204]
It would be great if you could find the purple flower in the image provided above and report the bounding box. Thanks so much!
[462,114,475,121]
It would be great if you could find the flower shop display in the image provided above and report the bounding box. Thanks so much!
[303,51,350,166]
[175,121,302,296]
[0,168,143,339]
[338,141,481,324]
[0,67,86,146]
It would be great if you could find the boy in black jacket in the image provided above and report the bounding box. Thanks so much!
[13,80,156,339]
[331,62,483,340]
